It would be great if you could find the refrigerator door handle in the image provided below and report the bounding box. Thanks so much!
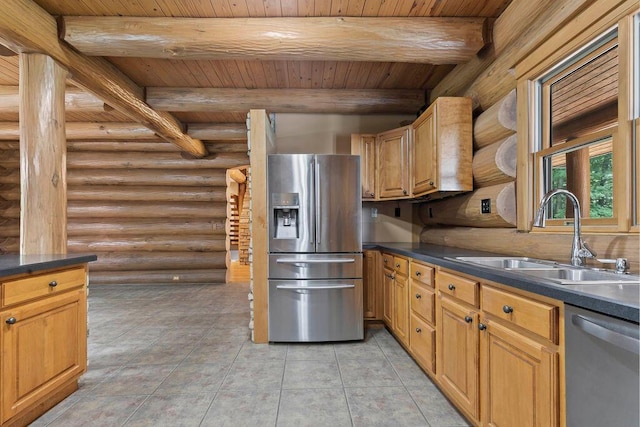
[309,158,315,244]
[276,284,355,290]
[276,258,356,264]
[315,158,321,246]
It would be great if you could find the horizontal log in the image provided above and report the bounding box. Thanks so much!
[79,251,227,271]
[0,200,19,218]
[66,141,247,153]
[0,167,18,184]
[188,123,247,141]
[228,169,247,184]
[0,122,249,141]
[67,169,227,187]
[0,218,19,237]
[147,88,425,114]
[472,134,517,188]
[473,89,517,149]
[67,185,227,202]
[62,16,487,64]
[0,183,19,201]
[420,227,639,273]
[418,182,516,228]
[88,269,227,285]
[0,45,16,56]
[68,235,226,252]
[0,85,109,113]
[67,201,227,218]
[0,1,205,156]
[0,237,18,254]
[66,151,249,169]
[67,218,226,237]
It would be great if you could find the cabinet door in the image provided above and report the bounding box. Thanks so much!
[351,134,377,200]
[378,127,410,199]
[1,289,87,422]
[437,296,479,421]
[481,319,559,427]
[412,107,437,196]
[410,313,435,375]
[393,273,409,347]
[382,267,394,328]
[363,250,381,320]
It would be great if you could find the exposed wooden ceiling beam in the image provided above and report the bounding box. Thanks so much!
[0,122,247,141]
[61,16,487,64]
[0,0,206,157]
[0,44,16,56]
[146,88,424,114]
[0,85,110,112]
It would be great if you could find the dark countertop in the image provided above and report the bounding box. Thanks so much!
[0,254,98,278]
[366,242,639,323]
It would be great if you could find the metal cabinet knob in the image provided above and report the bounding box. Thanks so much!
[395,263,400,268]
[429,181,434,186]
[448,284,455,291]
[415,293,422,299]
[415,328,422,333]
[464,316,473,323]
[415,271,421,277]
[503,305,513,314]
[6,317,16,325]
[478,323,487,331]
[371,193,374,197]
[403,189,407,195]
[49,280,58,287]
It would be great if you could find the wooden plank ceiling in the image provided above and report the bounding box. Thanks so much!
[0,0,512,126]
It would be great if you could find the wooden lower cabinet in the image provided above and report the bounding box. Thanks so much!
[481,318,559,427]
[1,266,88,426]
[363,250,381,320]
[382,266,394,326]
[437,294,480,422]
[409,313,435,374]
[393,272,409,347]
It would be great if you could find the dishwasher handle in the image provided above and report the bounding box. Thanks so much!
[572,314,640,355]
[276,258,355,264]
[276,284,355,291]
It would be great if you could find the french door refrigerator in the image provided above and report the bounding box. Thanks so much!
[267,154,363,342]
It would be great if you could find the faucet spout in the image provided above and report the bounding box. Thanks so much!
[532,189,596,267]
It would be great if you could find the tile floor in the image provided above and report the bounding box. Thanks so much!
[30,283,469,427]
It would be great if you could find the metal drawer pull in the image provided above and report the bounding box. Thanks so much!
[415,293,422,299]
[502,305,513,314]
[572,315,640,355]
[478,323,487,331]
[49,280,58,287]
[464,316,473,323]
[276,258,355,264]
[276,284,355,291]
[448,284,455,291]
[5,317,16,325]
[396,263,401,268]
[415,271,421,277]
[415,328,422,333]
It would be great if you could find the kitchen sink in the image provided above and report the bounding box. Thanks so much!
[518,268,640,285]
[450,256,640,285]
[452,256,559,269]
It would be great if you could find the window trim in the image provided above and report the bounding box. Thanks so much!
[515,1,639,234]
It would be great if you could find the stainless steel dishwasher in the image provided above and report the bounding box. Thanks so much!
[565,304,639,427]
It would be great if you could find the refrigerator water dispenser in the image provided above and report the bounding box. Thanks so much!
[272,192,299,239]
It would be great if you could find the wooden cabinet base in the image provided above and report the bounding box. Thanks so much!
[1,380,78,427]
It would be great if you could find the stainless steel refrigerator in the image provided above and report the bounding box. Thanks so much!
[267,154,363,342]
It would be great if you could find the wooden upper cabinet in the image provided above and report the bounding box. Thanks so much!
[378,125,411,199]
[351,134,377,200]
[412,97,473,199]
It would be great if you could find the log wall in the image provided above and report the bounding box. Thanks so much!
[420,0,639,272]
[0,137,249,286]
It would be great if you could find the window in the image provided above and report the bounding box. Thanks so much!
[516,3,638,233]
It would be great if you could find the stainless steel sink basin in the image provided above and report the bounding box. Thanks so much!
[519,268,640,285]
[453,256,559,269]
[450,256,640,285]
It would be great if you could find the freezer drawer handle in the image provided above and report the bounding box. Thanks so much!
[276,258,356,264]
[572,314,640,355]
[276,284,356,290]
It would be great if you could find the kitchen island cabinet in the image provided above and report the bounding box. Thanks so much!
[0,255,95,427]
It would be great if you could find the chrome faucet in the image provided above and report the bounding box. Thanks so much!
[532,189,596,267]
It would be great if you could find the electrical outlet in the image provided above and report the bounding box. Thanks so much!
[371,208,378,218]
[394,207,401,217]
[481,199,491,214]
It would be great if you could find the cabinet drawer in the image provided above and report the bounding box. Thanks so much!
[410,281,435,324]
[2,267,86,307]
[437,270,479,307]
[410,262,434,287]
[410,313,435,375]
[382,253,394,270]
[482,285,558,342]
[393,256,409,276]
